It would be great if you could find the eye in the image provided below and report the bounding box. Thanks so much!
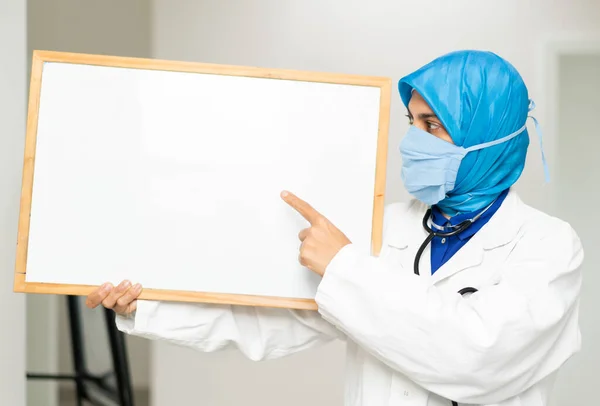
[426,121,441,131]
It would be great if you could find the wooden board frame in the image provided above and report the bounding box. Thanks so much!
[13,50,391,310]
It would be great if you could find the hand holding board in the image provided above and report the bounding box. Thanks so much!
[14,51,390,310]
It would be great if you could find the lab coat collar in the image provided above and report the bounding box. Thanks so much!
[385,190,525,283]
[431,190,524,283]
[388,190,523,249]
[473,189,524,250]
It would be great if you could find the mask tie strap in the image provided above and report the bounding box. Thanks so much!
[528,99,551,183]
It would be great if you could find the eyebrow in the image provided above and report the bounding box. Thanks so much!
[407,110,439,120]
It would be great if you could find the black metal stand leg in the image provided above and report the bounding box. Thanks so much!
[27,296,136,406]
[67,295,88,406]
[104,308,135,406]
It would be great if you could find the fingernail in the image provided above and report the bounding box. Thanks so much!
[133,283,142,293]
[281,191,288,197]
[102,283,112,292]
[120,280,131,289]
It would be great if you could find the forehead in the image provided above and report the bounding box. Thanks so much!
[407,91,434,114]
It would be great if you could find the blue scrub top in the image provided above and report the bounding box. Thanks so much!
[429,188,509,274]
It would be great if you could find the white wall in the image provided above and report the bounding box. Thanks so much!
[149,0,600,405]
[25,0,153,399]
[0,0,27,405]
[150,0,600,210]
[553,53,600,406]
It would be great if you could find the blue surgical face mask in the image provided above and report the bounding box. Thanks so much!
[400,124,528,206]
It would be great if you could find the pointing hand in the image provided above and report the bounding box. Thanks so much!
[281,191,351,276]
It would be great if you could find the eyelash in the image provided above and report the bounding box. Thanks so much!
[405,115,441,131]
[427,121,440,131]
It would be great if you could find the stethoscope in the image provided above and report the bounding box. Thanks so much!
[412,199,497,406]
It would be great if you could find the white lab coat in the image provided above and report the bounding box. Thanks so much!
[116,190,583,405]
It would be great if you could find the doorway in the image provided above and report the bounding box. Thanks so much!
[552,50,600,405]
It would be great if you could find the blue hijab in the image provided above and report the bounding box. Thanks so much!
[398,50,531,216]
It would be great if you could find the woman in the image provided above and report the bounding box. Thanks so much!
[87,50,584,406]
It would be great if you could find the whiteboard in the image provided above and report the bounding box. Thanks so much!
[14,51,390,310]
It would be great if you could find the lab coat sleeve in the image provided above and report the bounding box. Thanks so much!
[314,222,584,404]
[115,301,342,361]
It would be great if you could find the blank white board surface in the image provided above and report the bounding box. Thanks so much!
[15,51,390,309]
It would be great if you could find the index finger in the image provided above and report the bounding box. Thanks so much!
[281,191,322,224]
[86,282,112,309]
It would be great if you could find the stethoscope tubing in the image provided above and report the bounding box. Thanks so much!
[413,208,485,406]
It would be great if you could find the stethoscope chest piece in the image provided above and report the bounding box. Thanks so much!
[457,286,478,296]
